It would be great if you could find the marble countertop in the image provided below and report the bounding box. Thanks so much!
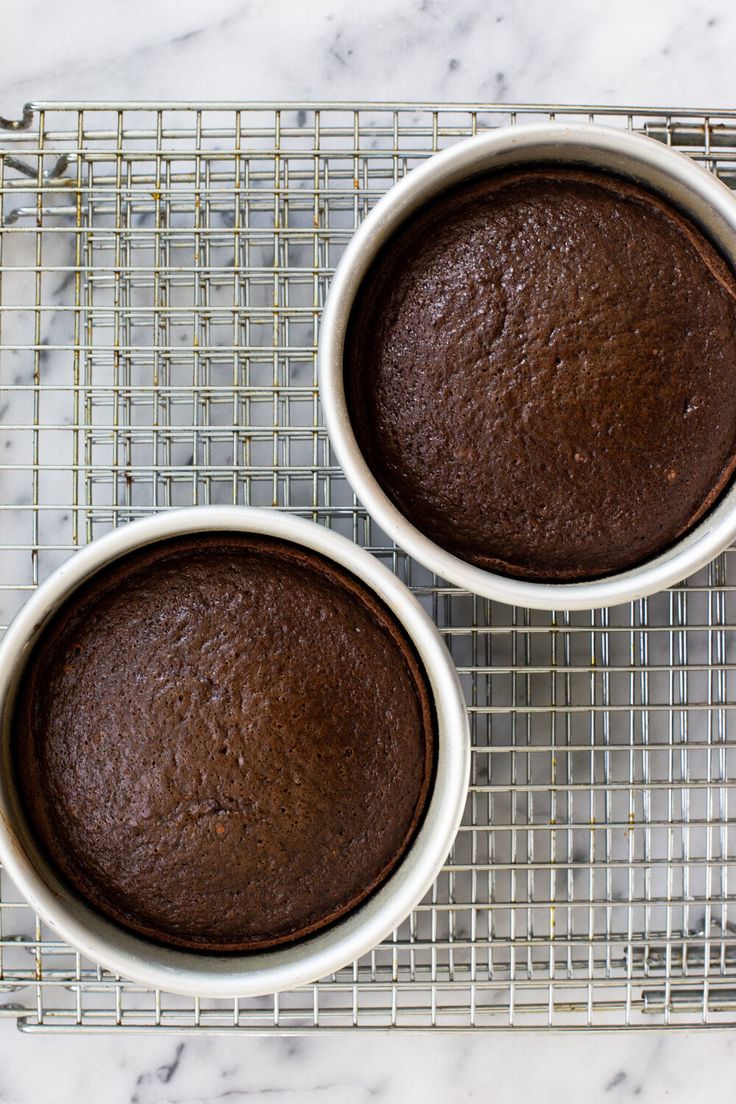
[2,0,736,109]
[2,0,736,1100]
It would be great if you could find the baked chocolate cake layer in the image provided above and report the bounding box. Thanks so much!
[13,534,435,952]
[346,167,736,580]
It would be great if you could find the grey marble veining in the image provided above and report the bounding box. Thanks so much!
[1,0,736,110]
[3,1026,736,1102]
[2,0,736,1100]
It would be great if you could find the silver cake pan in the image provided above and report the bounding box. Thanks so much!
[319,122,736,611]
[0,506,470,997]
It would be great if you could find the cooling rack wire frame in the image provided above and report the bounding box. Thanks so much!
[0,101,736,1033]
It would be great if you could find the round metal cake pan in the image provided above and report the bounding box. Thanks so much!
[319,122,736,611]
[0,506,470,998]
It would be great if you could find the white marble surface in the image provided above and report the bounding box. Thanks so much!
[0,0,735,109]
[3,1028,736,1103]
[2,0,736,1099]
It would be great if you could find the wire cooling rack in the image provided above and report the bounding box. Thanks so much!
[1,102,736,1033]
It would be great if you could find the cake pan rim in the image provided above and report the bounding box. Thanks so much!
[0,506,469,998]
[319,121,736,610]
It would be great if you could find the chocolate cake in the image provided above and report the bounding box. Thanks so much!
[13,534,435,952]
[346,167,736,581]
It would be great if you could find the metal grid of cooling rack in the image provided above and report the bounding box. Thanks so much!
[1,101,736,1033]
